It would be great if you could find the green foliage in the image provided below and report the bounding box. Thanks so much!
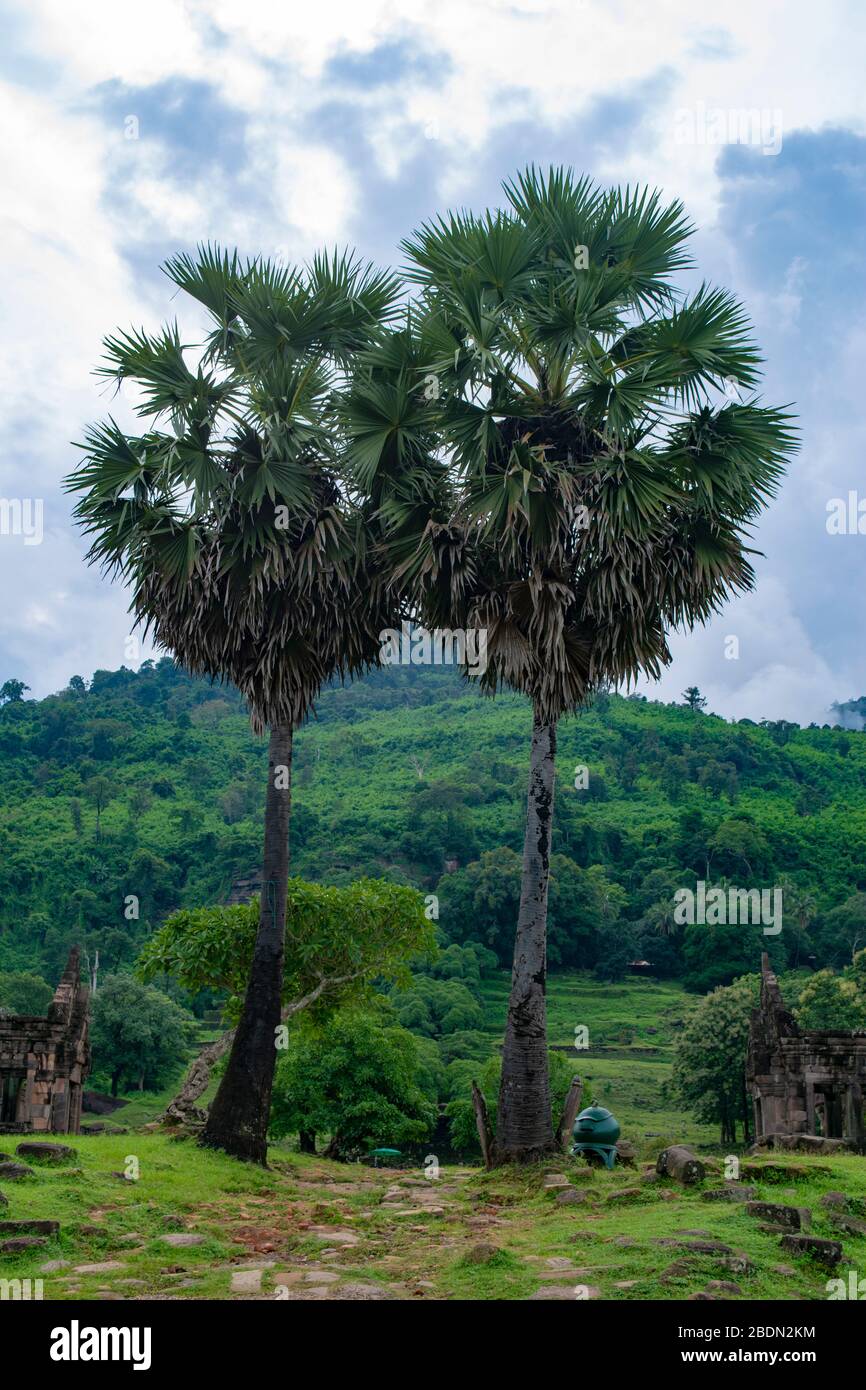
[811,893,866,969]
[0,969,53,1014]
[3,660,866,992]
[0,679,30,703]
[795,965,866,1030]
[681,919,785,994]
[672,976,759,1144]
[268,1002,437,1154]
[389,975,484,1036]
[438,848,623,968]
[90,973,193,1095]
[137,877,436,1022]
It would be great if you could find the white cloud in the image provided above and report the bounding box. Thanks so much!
[642,577,850,725]
[1,0,865,710]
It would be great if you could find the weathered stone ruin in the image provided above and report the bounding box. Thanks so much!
[0,946,90,1135]
[746,952,866,1151]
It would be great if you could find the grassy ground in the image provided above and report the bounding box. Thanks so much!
[2,1132,865,1302]
[479,972,717,1149]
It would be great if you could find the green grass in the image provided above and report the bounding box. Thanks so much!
[2,1131,864,1302]
[478,972,718,1149]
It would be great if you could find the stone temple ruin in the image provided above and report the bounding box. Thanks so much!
[746,953,866,1151]
[0,946,91,1135]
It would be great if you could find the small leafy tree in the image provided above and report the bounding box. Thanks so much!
[682,686,707,713]
[91,974,193,1096]
[269,1001,437,1156]
[138,877,436,1123]
[0,679,30,703]
[673,976,758,1144]
[0,970,53,1015]
[84,774,115,840]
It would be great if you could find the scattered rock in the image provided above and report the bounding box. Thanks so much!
[828,1214,866,1237]
[779,1235,842,1268]
[0,1237,48,1253]
[556,1188,592,1205]
[0,1219,60,1237]
[771,1264,797,1277]
[656,1146,705,1185]
[543,1174,571,1190]
[39,1260,70,1272]
[606,1187,642,1204]
[756,1135,850,1156]
[746,1202,810,1231]
[72,1261,125,1275]
[231,1269,263,1294]
[464,1243,499,1264]
[157,1233,206,1247]
[15,1142,76,1164]
[303,1270,339,1283]
[0,1162,35,1181]
[308,1226,358,1246]
[336,1282,397,1301]
[819,1191,850,1209]
[706,1280,743,1296]
[703,1186,757,1203]
[527,1284,601,1301]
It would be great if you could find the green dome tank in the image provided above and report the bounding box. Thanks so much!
[572,1105,620,1147]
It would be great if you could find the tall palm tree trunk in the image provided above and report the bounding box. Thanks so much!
[201,722,292,1163]
[494,704,557,1163]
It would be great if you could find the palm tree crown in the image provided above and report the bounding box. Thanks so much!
[347,167,797,714]
[67,246,401,731]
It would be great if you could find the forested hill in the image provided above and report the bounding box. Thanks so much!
[1,658,866,992]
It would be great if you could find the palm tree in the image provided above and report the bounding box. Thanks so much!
[348,168,797,1162]
[66,246,399,1162]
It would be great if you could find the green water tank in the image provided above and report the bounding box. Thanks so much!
[572,1105,621,1147]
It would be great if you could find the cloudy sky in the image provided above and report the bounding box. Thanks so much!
[1,0,864,723]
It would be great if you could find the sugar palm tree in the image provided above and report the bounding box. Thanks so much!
[66,246,399,1162]
[347,168,797,1162]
